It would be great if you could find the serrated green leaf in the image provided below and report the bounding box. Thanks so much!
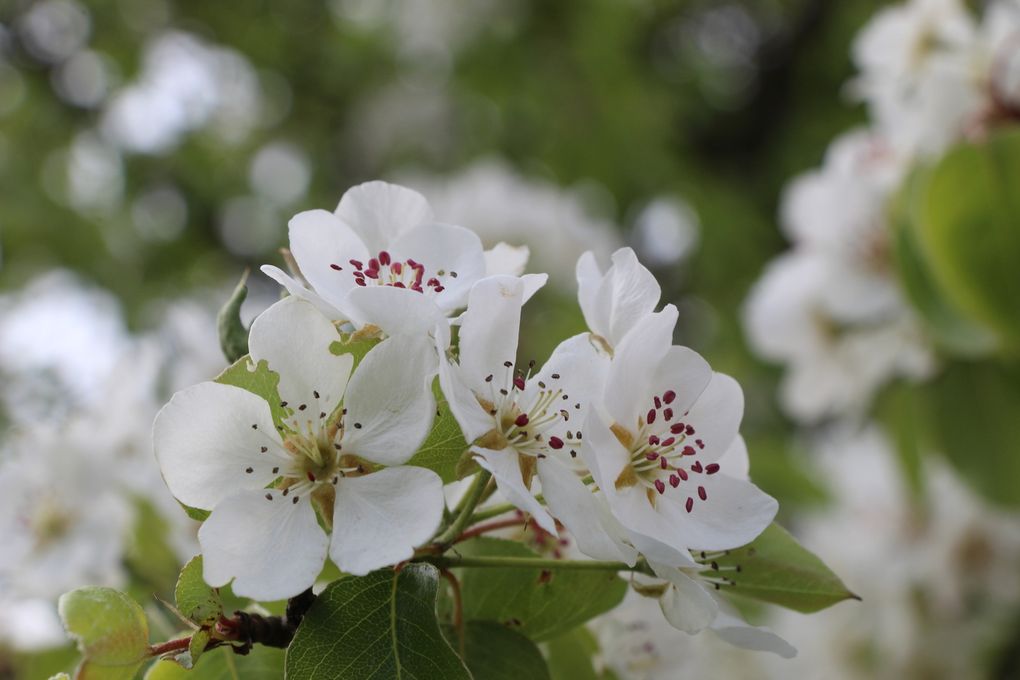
[454,621,551,680]
[144,645,285,679]
[285,564,471,680]
[712,523,856,613]
[58,587,150,667]
[218,270,250,364]
[913,128,1020,349]
[407,380,469,483]
[545,627,602,680]
[175,556,222,627]
[457,538,628,642]
[924,360,1020,506]
[214,356,286,425]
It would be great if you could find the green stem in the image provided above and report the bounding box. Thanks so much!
[422,554,652,574]
[435,470,492,546]
[465,502,517,525]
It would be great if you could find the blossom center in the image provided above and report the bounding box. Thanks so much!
[328,250,457,296]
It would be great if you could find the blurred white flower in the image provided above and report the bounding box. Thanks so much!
[16,0,90,64]
[248,142,311,206]
[631,197,700,268]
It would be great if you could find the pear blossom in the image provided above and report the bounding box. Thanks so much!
[154,296,444,600]
[262,180,541,339]
[582,307,778,568]
[437,275,634,562]
[576,247,662,355]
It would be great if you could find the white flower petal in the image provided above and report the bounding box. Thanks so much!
[199,489,328,601]
[330,466,444,575]
[289,209,370,313]
[340,336,436,466]
[594,247,661,347]
[604,305,678,426]
[647,346,713,418]
[537,457,637,563]
[260,265,343,321]
[716,435,749,481]
[343,285,447,337]
[437,348,495,444]
[473,446,556,534]
[153,382,284,510]
[659,473,777,552]
[576,251,602,328]
[710,606,797,658]
[334,181,433,253]
[580,409,631,499]
[681,373,744,464]
[248,297,353,417]
[484,242,529,276]
[391,223,485,312]
[524,333,608,445]
[458,276,524,394]
[520,273,548,304]
[651,563,719,634]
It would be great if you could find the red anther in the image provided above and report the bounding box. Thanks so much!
[411,283,423,293]
[677,468,688,481]
[705,463,720,474]
[654,479,666,494]
[513,376,526,391]
[364,269,379,279]
[406,258,419,268]
[349,259,364,270]
[427,277,440,287]
[659,457,668,469]
[515,414,530,427]
[434,285,445,293]
[654,396,662,409]
[661,437,675,447]
[669,474,680,488]
[648,435,660,446]
[671,423,685,434]
[379,250,391,265]
[698,486,707,501]
[685,425,695,435]
[394,282,406,288]
[307,472,316,482]
[645,452,659,461]
[686,497,694,513]
[368,258,380,270]
[663,408,673,421]
[391,261,403,275]
[696,439,705,449]
[549,436,564,449]
[646,409,657,425]
[690,461,703,473]
[682,446,696,456]
[330,263,342,271]
[355,279,367,287]
[663,390,676,404]
[414,268,424,283]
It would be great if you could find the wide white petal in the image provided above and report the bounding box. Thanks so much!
[647,346,713,418]
[334,181,433,253]
[391,222,485,312]
[330,466,444,575]
[437,350,495,444]
[289,209,370,313]
[716,435,749,480]
[199,489,328,601]
[458,276,524,395]
[651,562,719,634]
[710,605,797,658]
[579,410,631,499]
[520,273,548,304]
[153,382,285,510]
[260,265,344,321]
[575,251,602,332]
[604,306,678,427]
[659,473,777,551]
[484,242,529,276]
[595,247,661,347]
[343,285,446,338]
[473,446,556,534]
[249,297,353,418]
[341,336,436,466]
[537,457,637,563]
[680,373,744,464]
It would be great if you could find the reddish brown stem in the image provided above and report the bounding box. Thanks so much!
[439,568,465,658]
[149,636,192,656]
[455,518,527,543]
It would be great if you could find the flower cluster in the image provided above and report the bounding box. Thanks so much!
[154,181,783,650]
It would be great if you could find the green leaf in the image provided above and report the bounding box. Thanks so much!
[144,646,285,679]
[285,564,471,680]
[125,497,181,592]
[217,270,250,364]
[215,355,287,425]
[455,621,551,680]
[330,334,379,367]
[407,379,469,483]
[175,556,222,627]
[924,360,1020,506]
[712,523,857,613]
[58,587,150,676]
[457,538,628,641]
[912,128,1020,349]
[545,627,602,680]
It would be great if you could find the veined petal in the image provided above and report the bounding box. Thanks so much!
[334,181,433,253]
[595,247,661,347]
[484,242,529,276]
[248,297,353,419]
[199,489,328,601]
[458,276,525,395]
[289,209,370,313]
[658,473,777,552]
[330,466,444,575]
[391,222,485,312]
[650,562,719,634]
[537,457,637,563]
[343,285,446,338]
[153,382,285,510]
[604,306,678,427]
[260,265,344,321]
[341,336,436,466]
[680,373,744,464]
[473,446,556,534]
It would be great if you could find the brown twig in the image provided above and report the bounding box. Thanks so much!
[438,568,465,659]
[454,518,528,544]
